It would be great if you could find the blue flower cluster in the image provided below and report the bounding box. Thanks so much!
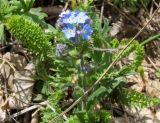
[57,10,93,42]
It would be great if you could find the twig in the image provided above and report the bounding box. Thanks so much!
[11,105,40,118]
[150,0,154,17]
[49,4,160,123]
[15,82,32,104]
[7,111,20,123]
[11,101,47,118]
[146,56,158,70]
[0,60,5,70]
[100,0,104,23]
[153,0,159,7]
[0,86,32,106]
[31,109,40,123]
[0,57,16,72]
[47,102,68,121]
[62,0,71,11]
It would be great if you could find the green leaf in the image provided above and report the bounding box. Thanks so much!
[111,38,119,48]
[73,110,111,123]
[103,77,125,94]
[29,7,47,20]
[101,52,112,67]
[87,77,125,110]
[9,0,26,14]
[73,86,84,99]
[156,69,160,78]
[19,0,27,10]
[88,86,107,101]
[25,0,35,10]
[67,115,81,123]
[69,48,79,57]
[84,0,94,7]
[0,23,4,41]
[118,88,160,108]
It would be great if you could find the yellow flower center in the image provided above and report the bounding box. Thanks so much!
[68,29,73,33]
[67,18,71,22]
[78,17,82,20]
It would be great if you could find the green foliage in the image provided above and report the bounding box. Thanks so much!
[0,0,10,21]
[10,0,48,26]
[156,69,160,78]
[0,0,10,43]
[70,0,94,9]
[88,77,125,110]
[118,43,144,76]
[67,115,81,123]
[40,91,63,123]
[27,7,48,24]
[6,15,53,59]
[119,40,139,58]
[91,15,112,72]
[109,40,145,77]
[0,23,5,42]
[0,0,48,43]
[41,108,56,123]
[68,110,111,123]
[88,86,108,102]
[117,88,160,108]
[131,44,144,68]
[10,0,35,13]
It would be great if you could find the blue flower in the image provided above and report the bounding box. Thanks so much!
[61,11,77,24]
[81,24,93,41]
[62,24,76,39]
[59,10,70,18]
[63,13,76,24]
[76,12,89,24]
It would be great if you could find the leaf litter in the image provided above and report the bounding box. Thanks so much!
[0,51,35,122]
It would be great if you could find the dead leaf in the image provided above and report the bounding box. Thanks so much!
[1,99,9,111]
[0,52,36,110]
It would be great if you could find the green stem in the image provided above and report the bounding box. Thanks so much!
[141,34,160,46]
[79,42,87,110]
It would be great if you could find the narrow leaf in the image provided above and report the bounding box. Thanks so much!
[88,86,107,101]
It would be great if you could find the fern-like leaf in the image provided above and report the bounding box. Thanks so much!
[119,40,139,59]
[115,43,144,76]
[6,15,53,59]
[117,88,160,108]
